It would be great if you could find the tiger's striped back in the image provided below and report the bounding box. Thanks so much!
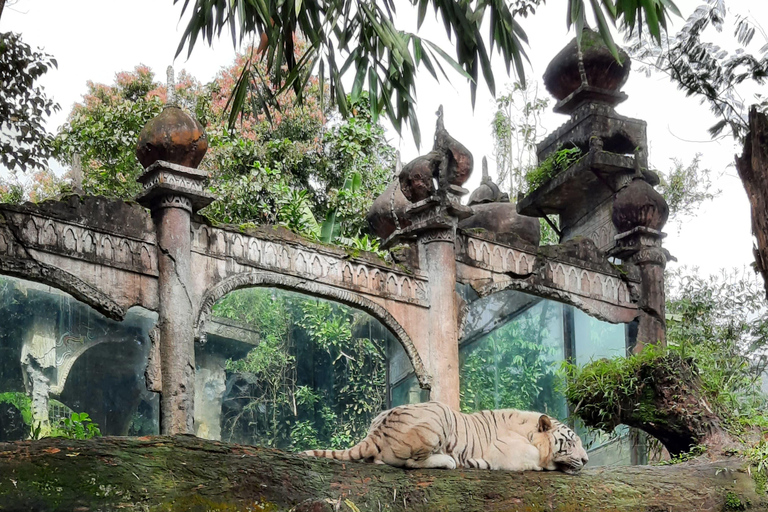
[301,401,588,472]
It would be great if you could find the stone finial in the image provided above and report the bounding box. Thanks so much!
[135,80,213,213]
[136,107,208,169]
[70,154,83,194]
[467,157,508,206]
[543,28,631,114]
[612,178,669,233]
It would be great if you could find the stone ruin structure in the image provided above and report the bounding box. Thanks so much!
[0,33,668,463]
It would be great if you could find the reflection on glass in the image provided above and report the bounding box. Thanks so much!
[0,276,159,441]
[573,308,627,365]
[460,295,567,418]
[197,287,417,451]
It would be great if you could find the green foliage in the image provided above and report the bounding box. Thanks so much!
[175,0,678,147]
[0,181,24,204]
[0,168,72,204]
[563,267,768,448]
[562,344,669,433]
[745,439,768,476]
[54,62,393,254]
[525,147,584,191]
[214,288,387,450]
[491,81,549,199]
[539,218,560,246]
[0,32,60,172]
[53,67,167,198]
[460,300,564,416]
[0,392,33,426]
[666,268,768,420]
[724,491,748,511]
[657,154,720,224]
[627,1,766,141]
[655,444,707,465]
[51,412,101,440]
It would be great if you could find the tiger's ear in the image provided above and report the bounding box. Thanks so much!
[537,415,553,432]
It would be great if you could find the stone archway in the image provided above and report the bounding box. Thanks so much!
[194,271,431,390]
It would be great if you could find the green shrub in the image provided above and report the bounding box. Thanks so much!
[525,146,583,191]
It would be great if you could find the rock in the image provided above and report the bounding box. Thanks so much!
[367,181,413,240]
[459,203,540,247]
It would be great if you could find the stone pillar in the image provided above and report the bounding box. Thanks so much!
[631,246,667,353]
[135,105,212,435]
[612,176,669,353]
[420,227,460,409]
[154,195,195,433]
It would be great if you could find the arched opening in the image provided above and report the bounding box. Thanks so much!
[458,284,641,466]
[0,275,159,440]
[195,271,430,390]
[195,286,426,450]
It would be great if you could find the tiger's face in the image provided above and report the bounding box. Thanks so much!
[548,422,588,474]
[532,416,589,474]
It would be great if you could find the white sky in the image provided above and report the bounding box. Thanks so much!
[1,0,763,278]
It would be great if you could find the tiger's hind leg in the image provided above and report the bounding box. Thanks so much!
[404,454,457,469]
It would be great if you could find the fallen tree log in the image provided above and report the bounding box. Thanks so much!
[0,435,765,511]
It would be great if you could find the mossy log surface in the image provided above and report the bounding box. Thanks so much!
[0,435,765,511]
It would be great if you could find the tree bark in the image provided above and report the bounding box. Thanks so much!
[0,435,764,511]
[736,106,768,300]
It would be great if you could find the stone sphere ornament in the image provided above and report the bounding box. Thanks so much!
[612,177,669,233]
[136,106,208,169]
[543,28,631,101]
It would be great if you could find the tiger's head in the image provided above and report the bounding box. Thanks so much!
[529,415,589,474]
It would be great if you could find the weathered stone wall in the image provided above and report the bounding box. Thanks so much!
[0,194,649,424]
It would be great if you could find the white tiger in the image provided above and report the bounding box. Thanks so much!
[302,401,589,473]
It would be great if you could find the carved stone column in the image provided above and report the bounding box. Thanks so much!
[136,105,212,434]
[419,226,460,408]
[611,176,669,353]
[631,246,667,352]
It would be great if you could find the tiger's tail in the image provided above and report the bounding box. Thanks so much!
[302,436,379,461]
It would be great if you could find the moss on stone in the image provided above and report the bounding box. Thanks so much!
[753,469,767,495]
[725,490,748,510]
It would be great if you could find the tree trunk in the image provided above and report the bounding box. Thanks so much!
[736,106,768,300]
[0,435,764,511]
[568,353,732,457]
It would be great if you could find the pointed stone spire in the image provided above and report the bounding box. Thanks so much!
[481,156,491,183]
[166,65,176,107]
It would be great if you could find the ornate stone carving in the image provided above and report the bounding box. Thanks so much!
[419,228,455,245]
[142,171,205,193]
[192,223,429,307]
[0,211,157,276]
[458,233,636,310]
[157,194,193,213]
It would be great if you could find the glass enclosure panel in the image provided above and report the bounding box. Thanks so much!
[391,374,429,407]
[459,292,567,418]
[0,276,159,441]
[459,288,639,465]
[387,336,428,406]
[573,308,627,365]
[196,287,414,451]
